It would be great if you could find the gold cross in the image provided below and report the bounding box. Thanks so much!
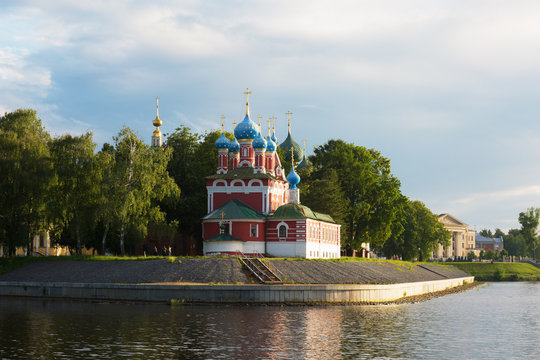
[220,210,226,223]
[285,110,292,131]
[267,117,272,136]
[289,147,295,164]
[220,115,225,132]
[302,139,307,155]
[243,88,252,116]
[156,96,160,117]
[232,120,237,128]
[257,114,262,129]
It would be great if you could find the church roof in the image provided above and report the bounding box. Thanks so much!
[202,199,266,220]
[296,156,311,170]
[206,167,285,181]
[279,131,303,162]
[269,203,336,223]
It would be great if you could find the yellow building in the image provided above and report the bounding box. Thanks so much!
[434,214,476,259]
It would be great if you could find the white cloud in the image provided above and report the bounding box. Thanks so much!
[454,185,540,205]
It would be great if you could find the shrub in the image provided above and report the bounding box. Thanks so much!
[494,267,505,281]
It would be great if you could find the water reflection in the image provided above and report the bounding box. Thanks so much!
[0,282,539,359]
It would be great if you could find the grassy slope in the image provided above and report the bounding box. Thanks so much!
[448,262,540,281]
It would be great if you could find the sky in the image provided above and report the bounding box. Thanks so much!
[2,0,540,232]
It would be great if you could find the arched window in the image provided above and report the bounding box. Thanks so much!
[278,225,287,238]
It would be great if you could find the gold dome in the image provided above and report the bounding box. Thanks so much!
[153,115,162,127]
[152,128,162,137]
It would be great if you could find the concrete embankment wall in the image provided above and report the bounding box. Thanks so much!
[0,277,474,304]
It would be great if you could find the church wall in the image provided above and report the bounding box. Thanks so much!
[266,220,306,242]
[266,241,306,258]
[203,220,266,242]
[204,240,246,256]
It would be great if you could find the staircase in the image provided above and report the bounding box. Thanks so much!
[239,254,282,284]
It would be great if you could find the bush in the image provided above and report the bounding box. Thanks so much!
[494,267,505,281]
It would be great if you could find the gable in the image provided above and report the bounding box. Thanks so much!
[438,213,467,226]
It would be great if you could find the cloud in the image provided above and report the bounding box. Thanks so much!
[454,185,540,205]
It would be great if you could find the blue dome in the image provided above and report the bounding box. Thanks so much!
[215,133,230,150]
[286,165,301,189]
[271,131,277,144]
[229,138,240,153]
[252,133,267,150]
[234,114,258,140]
[266,136,276,152]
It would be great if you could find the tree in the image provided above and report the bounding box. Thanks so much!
[0,109,54,255]
[301,169,348,241]
[48,133,99,254]
[467,251,477,261]
[163,126,230,253]
[382,200,450,261]
[518,207,540,260]
[503,229,525,257]
[111,127,179,256]
[309,140,403,251]
[479,229,494,238]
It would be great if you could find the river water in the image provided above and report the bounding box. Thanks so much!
[0,282,538,359]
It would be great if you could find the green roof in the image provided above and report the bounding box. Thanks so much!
[206,167,284,181]
[269,203,336,223]
[296,156,311,170]
[204,233,246,242]
[278,131,304,163]
[202,199,266,220]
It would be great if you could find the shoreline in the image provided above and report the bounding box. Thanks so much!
[0,276,475,304]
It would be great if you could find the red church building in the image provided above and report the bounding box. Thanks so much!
[202,91,340,258]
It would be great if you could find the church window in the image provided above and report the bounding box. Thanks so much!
[278,225,287,238]
[250,224,258,237]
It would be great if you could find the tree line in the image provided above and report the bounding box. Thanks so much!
[479,207,540,260]
[1,109,451,258]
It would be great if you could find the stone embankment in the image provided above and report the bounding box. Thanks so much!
[0,258,474,304]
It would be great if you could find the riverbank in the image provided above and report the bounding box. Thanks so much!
[0,257,470,284]
[0,257,474,304]
[445,262,540,281]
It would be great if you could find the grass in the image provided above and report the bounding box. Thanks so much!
[446,262,540,281]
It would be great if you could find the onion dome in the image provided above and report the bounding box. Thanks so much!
[229,138,240,153]
[252,132,267,150]
[266,135,276,152]
[153,115,162,127]
[215,133,230,150]
[152,128,162,137]
[296,155,311,170]
[279,132,303,162]
[234,114,258,140]
[286,165,301,189]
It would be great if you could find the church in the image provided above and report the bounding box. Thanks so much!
[194,90,341,258]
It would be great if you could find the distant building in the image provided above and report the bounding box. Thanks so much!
[475,232,503,252]
[433,214,476,259]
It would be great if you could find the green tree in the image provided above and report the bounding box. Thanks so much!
[467,251,477,261]
[383,200,450,261]
[163,126,230,253]
[111,127,179,256]
[504,229,527,256]
[310,140,403,252]
[48,133,99,254]
[301,169,348,240]
[518,207,540,260]
[0,109,54,255]
[479,229,494,237]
